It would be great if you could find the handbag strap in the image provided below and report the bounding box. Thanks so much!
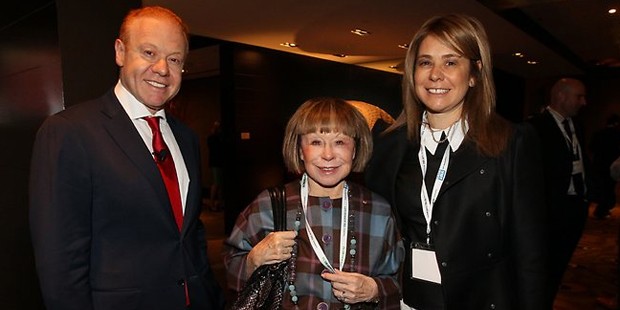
[268,185,287,231]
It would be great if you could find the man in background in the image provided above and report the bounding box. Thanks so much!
[29,6,223,309]
[528,77,589,308]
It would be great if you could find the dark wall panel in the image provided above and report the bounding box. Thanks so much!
[56,0,141,106]
[0,3,60,309]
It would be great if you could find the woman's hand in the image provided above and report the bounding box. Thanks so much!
[322,269,379,304]
[245,231,297,276]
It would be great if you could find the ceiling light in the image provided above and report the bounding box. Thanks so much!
[512,52,524,58]
[398,44,409,49]
[332,53,347,58]
[527,60,538,65]
[280,42,297,48]
[609,8,617,14]
[351,28,370,36]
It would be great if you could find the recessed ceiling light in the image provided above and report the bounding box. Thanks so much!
[398,44,409,49]
[351,28,370,36]
[280,42,297,48]
[512,52,524,58]
[609,8,617,14]
[527,60,538,65]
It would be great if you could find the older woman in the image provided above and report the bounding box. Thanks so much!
[365,15,547,309]
[224,97,404,309]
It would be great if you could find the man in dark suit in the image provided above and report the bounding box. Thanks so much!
[527,77,588,307]
[29,6,224,310]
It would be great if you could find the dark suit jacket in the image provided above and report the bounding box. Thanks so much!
[527,110,589,211]
[365,123,547,309]
[29,90,224,310]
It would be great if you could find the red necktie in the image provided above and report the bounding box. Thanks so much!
[144,116,184,231]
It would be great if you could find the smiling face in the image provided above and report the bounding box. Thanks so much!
[414,35,476,127]
[299,131,355,197]
[115,16,187,114]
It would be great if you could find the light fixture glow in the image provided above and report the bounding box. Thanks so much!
[332,53,347,58]
[609,8,617,14]
[512,52,524,58]
[280,42,297,48]
[527,60,538,65]
[351,28,370,36]
[398,44,409,49]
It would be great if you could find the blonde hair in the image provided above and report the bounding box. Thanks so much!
[390,14,510,156]
[119,6,188,51]
[282,98,373,174]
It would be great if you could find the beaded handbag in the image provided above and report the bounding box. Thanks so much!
[231,186,289,310]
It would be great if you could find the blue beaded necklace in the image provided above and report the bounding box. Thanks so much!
[287,174,357,308]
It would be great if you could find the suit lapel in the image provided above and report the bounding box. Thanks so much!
[167,116,198,235]
[543,110,572,154]
[439,141,489,195]
[99,92,179,232]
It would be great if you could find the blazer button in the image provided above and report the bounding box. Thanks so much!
[433,220,440,226]
[487,252,493,258]
[490,303,496,309]
[480,169,485,174]
[485,211,492,217]
[441,261,448,267]
[177,279,185,286]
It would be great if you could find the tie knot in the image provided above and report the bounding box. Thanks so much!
[562,118,572,135]
[144,116,161,131]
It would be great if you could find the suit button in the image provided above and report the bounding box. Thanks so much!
[487,252,493,258]
[480,169,485,174]
[490,304,496,309]
[321,234,332,245]
[441,262,447,267]
[485,211,492,217]
[321,200,332,211]
[177,279,185,286]
[433,220,440,226]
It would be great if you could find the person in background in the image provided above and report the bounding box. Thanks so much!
[29,6,224,309]
[589,114,620,219]
[207,121,225,211]
[365,14,547,309]
[224,97,404,309]
[527,77,589,307]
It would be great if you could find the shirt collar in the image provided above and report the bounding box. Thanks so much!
[114,80,167,121]
[546,106,568,123]
[420,111,468,155]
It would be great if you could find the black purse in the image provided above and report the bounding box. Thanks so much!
[231,186,289,310]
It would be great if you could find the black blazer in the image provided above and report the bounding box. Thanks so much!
[365,123,547,309]
[29,90,224,310]
[527,110,589,210]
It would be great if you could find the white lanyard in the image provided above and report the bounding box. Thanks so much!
[300,173,349,273]
[418,125,452,245]
[562,120,579,156]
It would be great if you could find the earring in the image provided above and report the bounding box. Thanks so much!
[469,81,474,87]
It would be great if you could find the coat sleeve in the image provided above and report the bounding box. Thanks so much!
[369,196,405,309]
[222,190,274,292]
[29,115,94,310]
[510,123,548,309]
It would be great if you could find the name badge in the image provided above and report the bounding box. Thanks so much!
[572,160,583,174]
[411,246,442,284]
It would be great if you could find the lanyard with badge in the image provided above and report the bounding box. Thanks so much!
[411,122,454,284]
[300,173,349,273]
